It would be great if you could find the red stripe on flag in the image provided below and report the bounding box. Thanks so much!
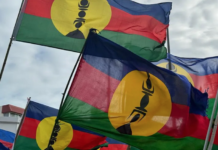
[24,0,53,18]
[214,132,218,145]
[0,139,13,149]
[105,6,168,43]
[188,114,209,140]
[19,117,106,148]
[190,73,218,99]
[100,144,128,150]
[67,130,106,149]
[159,103,209,140]
[19,117,40,139]
[68,59,120,113]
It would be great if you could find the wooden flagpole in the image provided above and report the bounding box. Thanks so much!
[0,0,25,82]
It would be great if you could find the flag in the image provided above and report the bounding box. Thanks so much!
[58,31,209,150]
[13,0,172,61]
[14,101,107,150]
[154,54,218,149]
[0,129,15,149]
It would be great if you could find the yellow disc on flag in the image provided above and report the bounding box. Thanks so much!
[36,116,73,150]
[51,0,112,39]
[108,71,172,136]
[157,62,194,86]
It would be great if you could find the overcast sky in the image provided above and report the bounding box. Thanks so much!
[0,0,217,109]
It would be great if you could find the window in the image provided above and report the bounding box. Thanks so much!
[3,113,9,117]
[3,112,21,117]
[10,113,16,117]
[10,113,21,117]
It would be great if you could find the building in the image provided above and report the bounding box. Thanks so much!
[0,104,24,134]
[0,104,24,149]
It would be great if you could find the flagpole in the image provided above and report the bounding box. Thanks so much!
[46,29,96,150]
[57,29,96,110]
[167,28,172,71]
[206,90,218,150]
[0,39,13,82]
[13,97,31,149]
[59,51,83,109]
[45,49,84,149]
[203,89,218,150]
[58,29,96,114]
[46,50,84,150]
[0,0,26,82]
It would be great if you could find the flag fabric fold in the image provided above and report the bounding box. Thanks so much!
[154,54,218,117]
[13,101,107,150]
[58,31,209,150]
[13,0,172,61]
[154,54,218,149]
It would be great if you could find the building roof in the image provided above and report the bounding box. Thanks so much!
[1,105,24,115]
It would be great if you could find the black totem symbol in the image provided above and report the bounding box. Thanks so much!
[66,0,89,39]
[116,72,154,135]
[45,123,61,150]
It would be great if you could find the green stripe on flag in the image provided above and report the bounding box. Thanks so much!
[16,14,85,52]
[213,144,218,150]
[14,136,40,150]
[100,31,167,62]
[207,98,217,119]
[59,96,208,150]
[14,135,76,150]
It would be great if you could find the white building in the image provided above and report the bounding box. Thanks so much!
[0,105,24,134]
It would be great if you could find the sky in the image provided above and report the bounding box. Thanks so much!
[0,0,217,109]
